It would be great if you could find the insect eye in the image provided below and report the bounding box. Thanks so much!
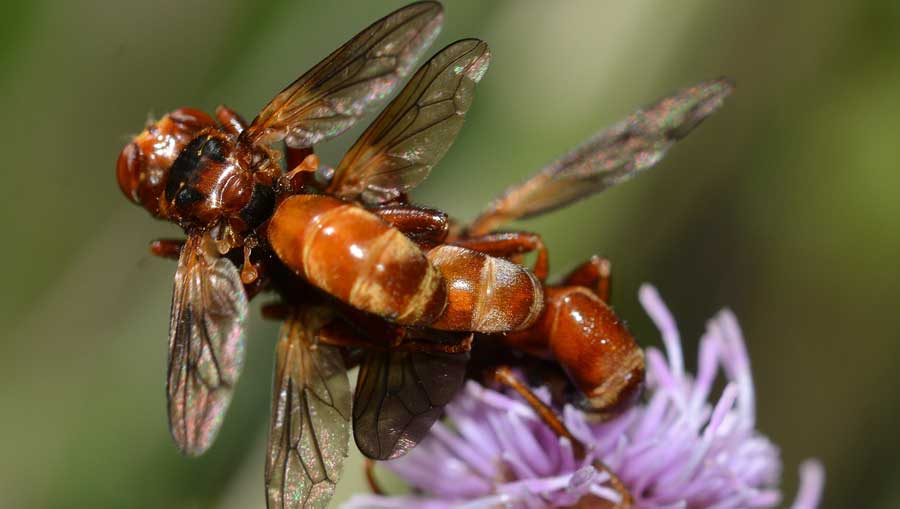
[116,141,142,203]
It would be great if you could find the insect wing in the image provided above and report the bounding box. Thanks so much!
[167,235,248,456]
[468,78,734,235]
[353,338,470,460]
[242,2,444,148]
[327,39,491,203]
[266,312,351,509]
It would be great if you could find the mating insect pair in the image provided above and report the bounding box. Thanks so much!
[116,1,733,508]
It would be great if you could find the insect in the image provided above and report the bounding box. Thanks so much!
[117,2,540,507]
[116,2,453,458]
[456,78,736,416]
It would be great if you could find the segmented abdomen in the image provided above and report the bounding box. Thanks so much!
[426,245,543,333]
[268,194,446,325]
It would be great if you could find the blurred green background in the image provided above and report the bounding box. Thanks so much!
[2,0,898,507]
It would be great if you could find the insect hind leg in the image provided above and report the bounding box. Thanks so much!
[490,365,634,509]
[370,204,450,249]
[453,232,549,281]
[561,255,612,302]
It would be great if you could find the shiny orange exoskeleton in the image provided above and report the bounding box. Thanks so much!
[268,194,447,325]
[426,245,543,332]
[501,257,645,415]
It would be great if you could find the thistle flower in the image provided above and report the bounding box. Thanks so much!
[344,284,825,509]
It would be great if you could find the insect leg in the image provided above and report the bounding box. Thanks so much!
[149,239,185,260]
[561,255,612,302]
[214,105,248,135]
[317,322,375,349]
[452,232,549,281]
[491,366,634,509]
[370,204,449,248]
[397,333,473,355]
[364,458,386,495]
[491,366,579,450]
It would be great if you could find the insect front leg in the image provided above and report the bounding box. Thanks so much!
[215,105,248,135]
[149,239,185,260]
[561,255,612,302]
[370,204,450,248]
[452,231,549,281]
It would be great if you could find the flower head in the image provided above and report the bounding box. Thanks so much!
[344,285,825,509]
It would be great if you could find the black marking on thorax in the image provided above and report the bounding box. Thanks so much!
[166,134,228,205]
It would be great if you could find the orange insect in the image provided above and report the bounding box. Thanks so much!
[116,2,451,459]
[116,2,541,507]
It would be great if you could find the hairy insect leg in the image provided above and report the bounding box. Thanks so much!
[562,255,612,302]
[491,366,634,509]
[453,232,549,281]
[371,204,450,248]
[149,238,185,260]
[215,105,248,135]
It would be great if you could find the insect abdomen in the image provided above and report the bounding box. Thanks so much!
[426,245,543,333]
[268,195,447,325]
[529,287,645,414]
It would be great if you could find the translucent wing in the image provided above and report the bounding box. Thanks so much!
[167,234,248,456]
[468,78,735,235]
[353,336,471,460]
[327,39,491,203]
[242,2,444,148]
[266,309,351,509]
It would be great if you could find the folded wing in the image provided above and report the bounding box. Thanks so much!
[266,309,351,509]
[327,39,491,204]
[167,234,248,456]
[242,2,444,148]
[353,335,470,460]
[468,78,734,235]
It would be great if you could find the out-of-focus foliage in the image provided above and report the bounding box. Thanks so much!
[1,1,898,507]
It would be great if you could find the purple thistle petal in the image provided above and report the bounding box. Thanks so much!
[792,460,825,509]
[639,284,684,379]
[344,285,825,509]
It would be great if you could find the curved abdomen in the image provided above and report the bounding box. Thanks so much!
[268,194,447,325]
[504,286,645,414]
[426,245,543,333]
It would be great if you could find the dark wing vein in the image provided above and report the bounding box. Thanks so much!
[266,311,351,509]
[353,346,469,460]
[468,78,735,235]
[242,2,444,148]
[328,39,491,203]
[166,234,248,457]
